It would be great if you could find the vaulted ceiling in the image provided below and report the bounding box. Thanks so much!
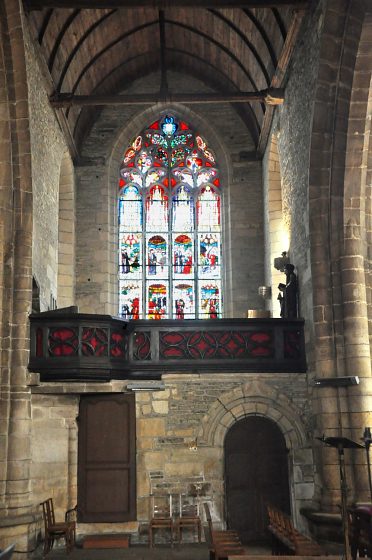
[23,0,309,159]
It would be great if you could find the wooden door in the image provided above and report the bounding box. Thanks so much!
[78,393,136,522]
[225,416,290,544]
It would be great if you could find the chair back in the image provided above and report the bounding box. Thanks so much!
[203,502,214,545]
[179,494,199,518]
[151,494,173,519]
[0,544,15,560]
[40,498,56,531]
[203,502,213,532]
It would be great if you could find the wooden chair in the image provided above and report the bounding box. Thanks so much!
[40,498,76,556]
[267,503,323,556]
[148,494,174,547]
[174,494,202,543]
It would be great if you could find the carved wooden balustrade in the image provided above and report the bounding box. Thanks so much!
[28,310,306,381]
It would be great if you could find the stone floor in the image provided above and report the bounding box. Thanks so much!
[30,542,271,560]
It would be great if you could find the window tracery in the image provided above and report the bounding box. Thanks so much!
[118,115,222,319]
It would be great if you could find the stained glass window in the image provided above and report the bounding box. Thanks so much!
[118,114,222,319]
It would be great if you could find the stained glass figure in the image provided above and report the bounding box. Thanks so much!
[118,114,222,319]
[147,282,168,319]
[119,281,142,320]
[186,150,203,173]
[137,151,152,174]
[174,282,195,319]
[146,235,168,278]
[146,169,166,188]
[196,169,217,188]
[120,169,142,187]
[199,281,221,319]
[173,169,193,188]
[199,233,220,278]
[120,233,141,277]
[173,234,193,277]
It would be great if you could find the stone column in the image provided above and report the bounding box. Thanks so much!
[0,0,34,551]
[341,7,372,501]
[308,0,368,511]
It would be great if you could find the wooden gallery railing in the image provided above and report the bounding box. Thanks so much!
[28,310,306,381]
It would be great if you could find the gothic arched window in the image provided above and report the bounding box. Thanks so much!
[118,115,222,320]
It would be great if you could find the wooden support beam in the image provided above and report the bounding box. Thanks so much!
[257,8,306,155]
[24,0,309,10]
[49,88,284,108]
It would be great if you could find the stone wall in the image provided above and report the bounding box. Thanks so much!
[24,23,69,312]
[30,393,78,524]
[57,153,76,308]
[273,1,323,331]
[29,371,315,542]
[262,134,285,318]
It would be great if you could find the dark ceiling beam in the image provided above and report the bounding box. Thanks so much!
[25,0,309,9]
[50,88,284,107]
[242,8,278,68]
[271,7,287,40]
[65,17,262,119]
[37,8,53,43]
[159,9,168,93]
[209,9,271,86]
[48,9,79,70]
[65,19,158,117]
[165,18,261,95]
[56,9,117,92]
[73,47,261,149]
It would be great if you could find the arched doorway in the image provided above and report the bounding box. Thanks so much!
[224,416,290,544]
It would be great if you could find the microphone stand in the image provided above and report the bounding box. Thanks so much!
[362,427,372,503]
[318,435,364,560]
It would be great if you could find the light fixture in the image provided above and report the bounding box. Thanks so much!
[274,251,290,272]
[188,439,198,451]
[313,376,359,388]
[127,381,165,391]
[258,286,271,300]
